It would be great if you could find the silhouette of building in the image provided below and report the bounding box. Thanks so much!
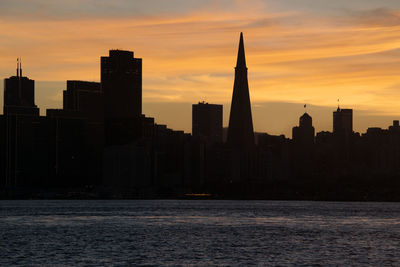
[257,133,291,181]
[227,32,254,149]
[292,112,315,178]
[293,113,315,146]
[101,50,143,146]
[4,59,39,116]
[216,32,257,185]
[101,50,142,119]
[333,108,352,136]
[389,120,400,132]
[99,49,191,194]
[43,80,105,186]
[191,102,223,192]
[1,62,44,188]
[192,102,222,145]
[360,120,400,176]
[63,80,104,185]
[63,80,103,119]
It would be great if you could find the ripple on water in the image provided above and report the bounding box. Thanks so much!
[1,200,400,266]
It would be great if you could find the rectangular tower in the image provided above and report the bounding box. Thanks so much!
[63,80,103,122]
[4,62,39,116]
[101,50,142,119]
[333,108,353,136]
[192,102,223,145]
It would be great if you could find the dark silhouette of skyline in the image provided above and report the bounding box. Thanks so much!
[2,33,400,201]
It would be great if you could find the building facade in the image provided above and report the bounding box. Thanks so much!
[192,102,223,145]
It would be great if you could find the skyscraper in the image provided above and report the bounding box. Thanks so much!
[192,102,223,145]
[101,50,142,119]
[4,59,39,116]
[2,61,41,188]
[227,33,254,149]
[292,112,315,177]
[101,50,143,146]
[292,113,315,146]
[333,108,353,136]
[63,80,102,118]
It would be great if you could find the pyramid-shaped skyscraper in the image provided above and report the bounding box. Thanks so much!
[227,32,255,149]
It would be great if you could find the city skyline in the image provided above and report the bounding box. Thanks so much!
[3,2,400,266]
[2,29,400,201]
[2,0,400,136]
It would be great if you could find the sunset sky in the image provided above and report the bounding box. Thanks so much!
[1,0,400,136]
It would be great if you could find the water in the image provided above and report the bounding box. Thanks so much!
[1,200,400,266]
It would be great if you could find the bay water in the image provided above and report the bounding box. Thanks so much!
[1,200,400,266]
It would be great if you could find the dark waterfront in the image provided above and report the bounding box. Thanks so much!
[1,200,400,266]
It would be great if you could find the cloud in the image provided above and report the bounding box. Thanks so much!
[1,1,400,135]
[347,8,400,27]
[0,0,209,20]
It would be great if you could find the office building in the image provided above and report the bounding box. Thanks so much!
[101,50,143,146]
[192,102,223,145]
[101,50,142,119]
[4,59,39,116]
[333,108,352,136]
[292,113,315,146]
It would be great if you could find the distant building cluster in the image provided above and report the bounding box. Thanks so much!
[2,34,400,200]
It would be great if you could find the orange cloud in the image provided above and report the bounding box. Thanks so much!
[1,2,400,135]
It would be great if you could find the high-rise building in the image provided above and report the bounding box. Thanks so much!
[292,112,315,177]
[101,50,142,119]
[62,80,104,185]
[292,113,315,146]
[389,120,400,132]
[192,102,223,145]
[227,32,254,149]
[62,80,104,119]
[333,108,352,135]
[101,50,144,146]
[2,61,43,188]
[63,80,102,118]
[3,59,39,116]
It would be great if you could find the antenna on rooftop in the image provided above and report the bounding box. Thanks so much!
[17,57,22,99]
[19,58,22,77]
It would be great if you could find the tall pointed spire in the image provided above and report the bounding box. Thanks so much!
[236,32,247,68]
[227,32,255,149]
